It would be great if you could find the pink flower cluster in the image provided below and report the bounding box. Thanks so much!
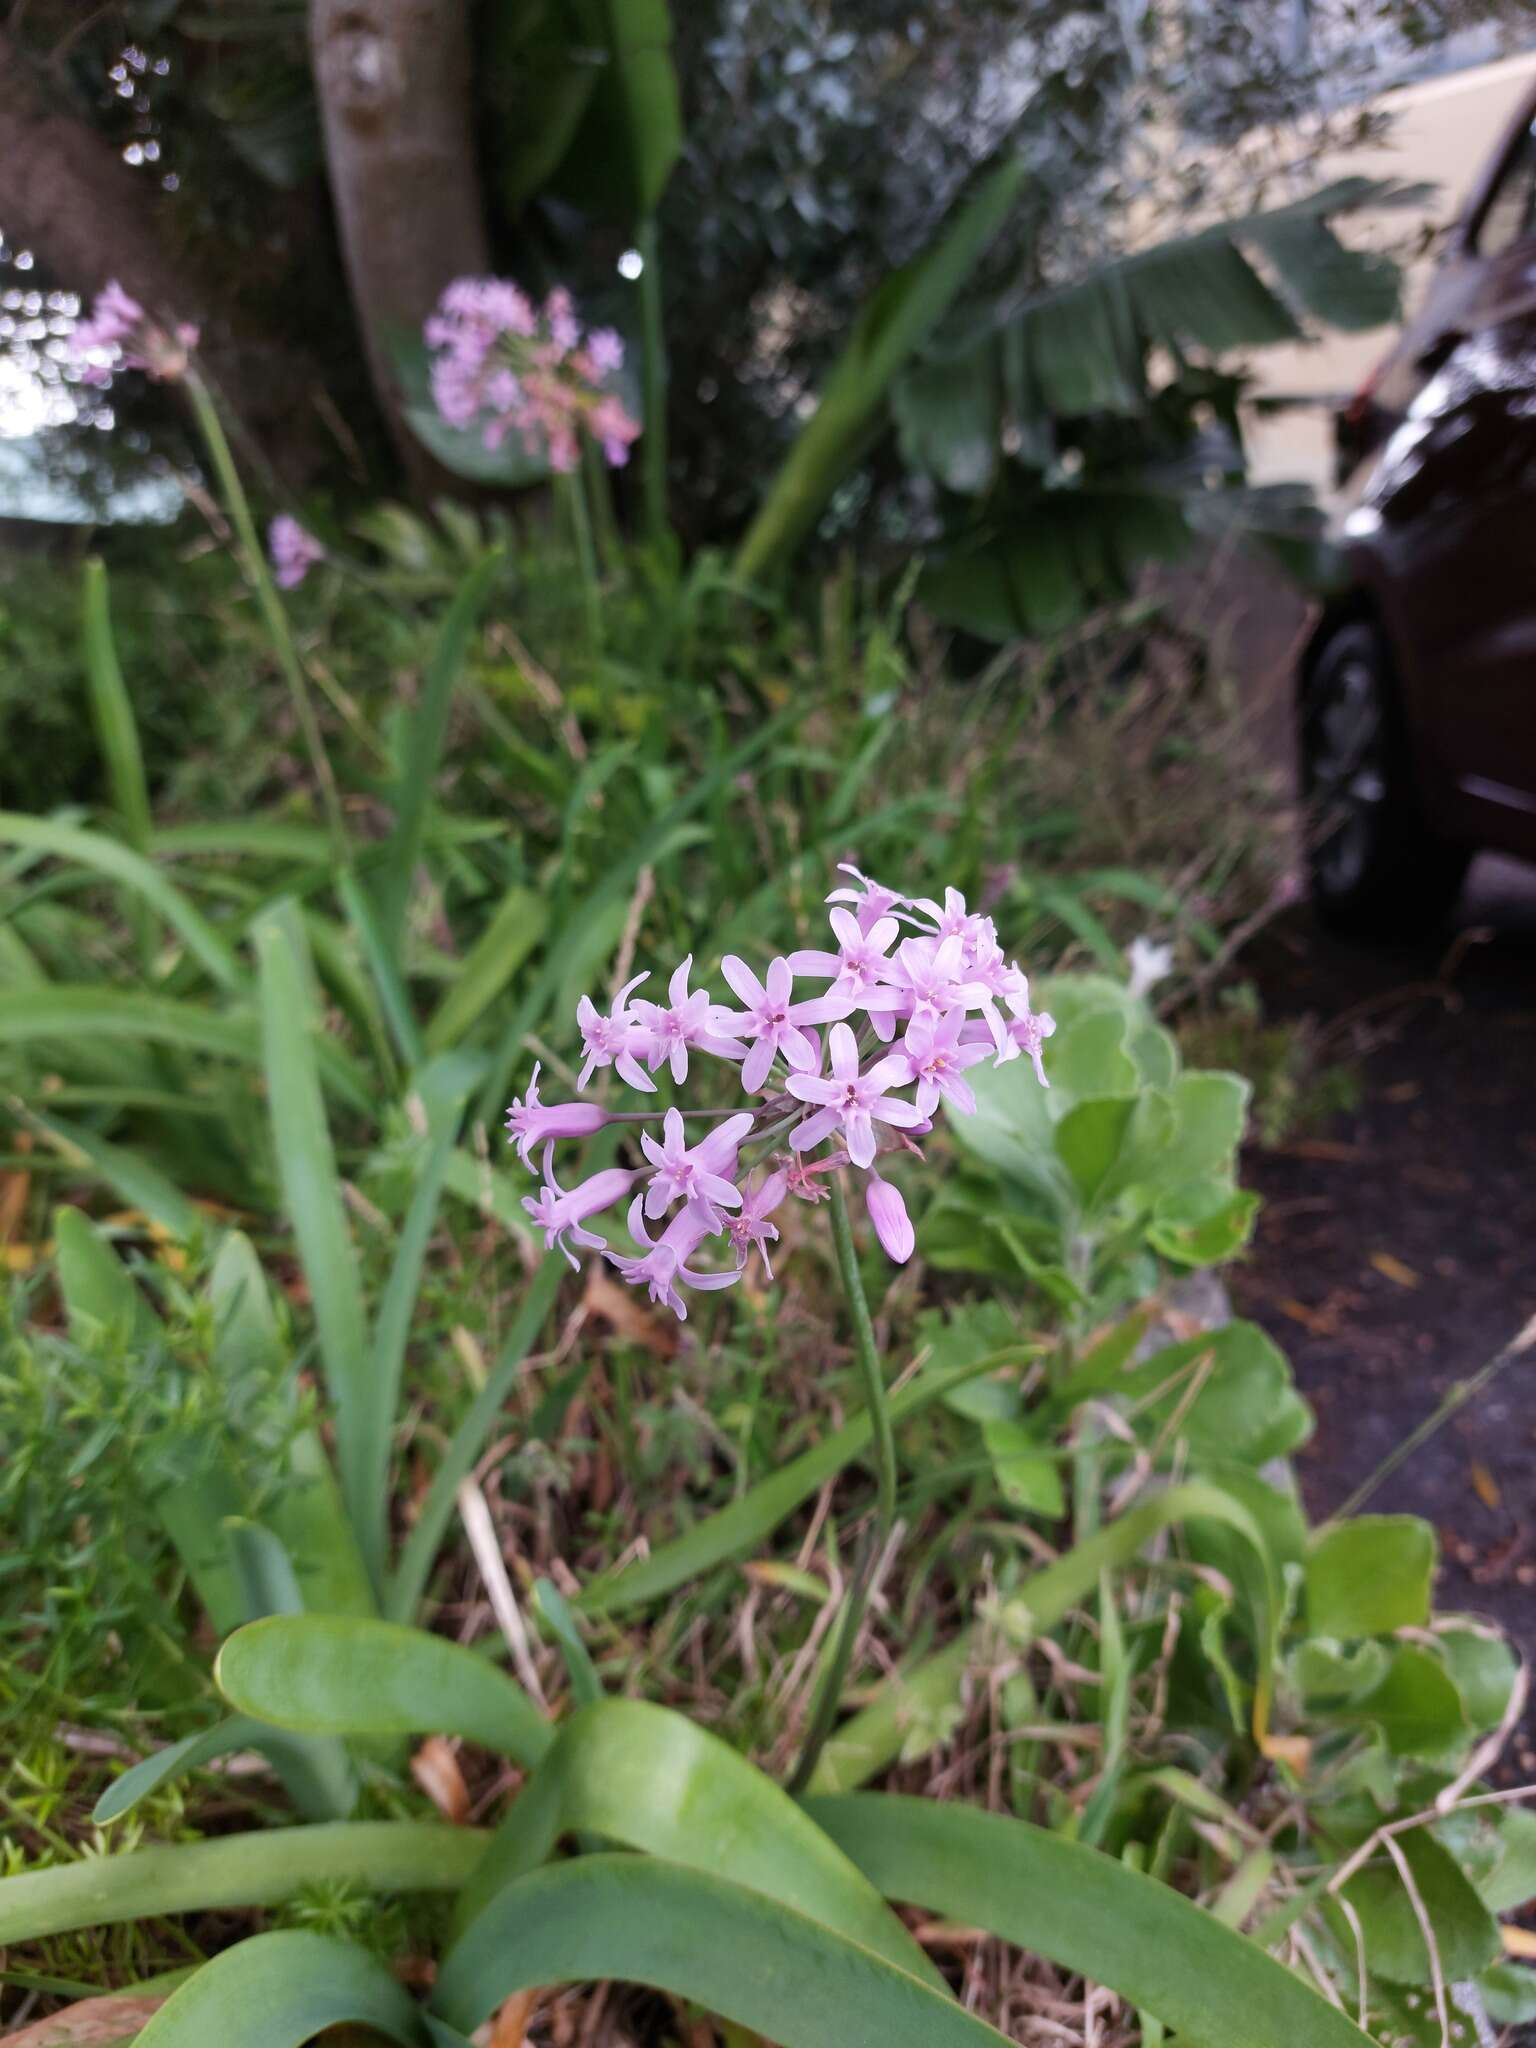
[505,867,1056,1321]
[424,278,640,473]
[69,280,198,386]
[268,515,325,590]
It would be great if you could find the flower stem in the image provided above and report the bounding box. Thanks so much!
[562,468,604,655]
[637,213,669,552]
[787,1174,898,1794]
[183,370,348,859]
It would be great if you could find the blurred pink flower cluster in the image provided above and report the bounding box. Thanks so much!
[424,278,640,473]
[69,280,198,386]
[268,515,326,590]
[506,867,1056,1320]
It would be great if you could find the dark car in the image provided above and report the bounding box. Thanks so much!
[1300,83,1536,932]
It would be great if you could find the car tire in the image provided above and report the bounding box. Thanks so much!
[1299,618,1470,937]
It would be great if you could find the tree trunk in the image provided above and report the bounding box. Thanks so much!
[309,0,491,479]
[0,27,334,487]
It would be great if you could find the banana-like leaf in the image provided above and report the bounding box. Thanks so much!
[435,1853,1009,2045]
[214,1614,552,1769]
[0,1823,483,1944]
[807,1796,1372,2048]
[133,1931,432,2048]
[734,153,1027,582]
[810,1479,1278,1793]
[454,1696,940,1988]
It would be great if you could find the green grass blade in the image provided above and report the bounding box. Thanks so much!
[0,1825,483,1944]
[215,1614,552,1769]
[808,1798,1370,2048]
[353,1057,472,1580]
[423,884,548,1055]
[734,153,1026,582]
[453,1697,940,1987]
[377,548,504,951]
[134,1931,432,2048]
[387,1253,565,1622]
[338,865,424,1069]
[0,814,242,992]
[255,912,373,1580]
[809,1480,1277,1793]
[578,1346,1034,1616]
[53,1205,155,1344]
[435,1854,1008,2045]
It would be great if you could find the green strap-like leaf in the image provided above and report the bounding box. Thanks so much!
[0,812,243,993]
[454,1697,939,1989]
[0,1823,483,1944]
[422,884,548,1055]
[255,912,374,1582]
[92,1716,284,1825]
[377,549,504,953]
[436,1853,1007,2045]
[806,1796,1371,2048]
[133,1930,432,2048]
[214,1614,552,1769]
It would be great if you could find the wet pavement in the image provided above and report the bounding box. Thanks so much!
[1233,857,1536,1700]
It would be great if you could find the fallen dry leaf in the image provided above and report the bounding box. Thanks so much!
[582,1268,678,1357]
[6,1996,165,2045]
[1471,1462,1503,1512]
[1277,1297,1333,1337]
[1259,1731,1312,1773]
[1369,1251,1421,1291]
[487,1989,542,2047]
[411,1734,470,1823]
[1503,1925,1536,1959]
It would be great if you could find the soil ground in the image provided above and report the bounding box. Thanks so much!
[1233,856,1536,1753]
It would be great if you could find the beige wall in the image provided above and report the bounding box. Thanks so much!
[1243,49,1536,498]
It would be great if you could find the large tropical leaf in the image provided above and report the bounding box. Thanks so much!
[734,152,1028,582]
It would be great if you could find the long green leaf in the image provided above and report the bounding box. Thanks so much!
[809,1480,1276,1793]
[435,1854,1009,2045]
[25,1107,202,1243]
[53,1205,154,1345]
[602,0,682,218]
[807,1797,1371,2048]
[0,987,369,1110]
[578,1344,1035,1616]
[255,913,372,1577]
[734,153,1027,581]
[377,549,504,951]
[214,1614,552,1769]
[92,1716,283,1825]
[454,1698,939,1987]
[387,1253,566,1621]
[0,815,241,991]
[0,1824,482,1944]
[134,1931,432,2048]
[352,1058,470,1583]
[423,885,548,1055]
[81,557,155,968]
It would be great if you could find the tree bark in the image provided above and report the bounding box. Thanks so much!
[309,0,491,477]
[0,27,334,486]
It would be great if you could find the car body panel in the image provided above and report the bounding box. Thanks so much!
[1326,82,1536,862]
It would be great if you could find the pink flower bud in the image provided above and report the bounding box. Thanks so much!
[865,1174,913,1264]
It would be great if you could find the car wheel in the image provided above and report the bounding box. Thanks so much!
[1299,619,1470,936]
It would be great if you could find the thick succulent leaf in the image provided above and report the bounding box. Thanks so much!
[454,1696,940,1988]
[809,1795,1374,2048]
[436,1854,1009,2046]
